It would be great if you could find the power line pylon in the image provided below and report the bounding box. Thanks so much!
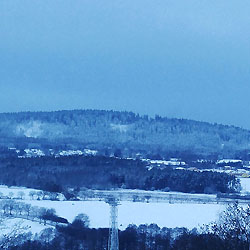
[107,197,120,250]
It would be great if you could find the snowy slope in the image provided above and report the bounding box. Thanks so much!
[1,218,51,235]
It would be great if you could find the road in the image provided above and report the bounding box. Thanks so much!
[78,189,250,205]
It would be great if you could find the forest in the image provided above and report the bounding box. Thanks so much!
[0,155,239,194]
[0,109,250,158]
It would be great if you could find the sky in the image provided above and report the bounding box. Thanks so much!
[0,0,250,128]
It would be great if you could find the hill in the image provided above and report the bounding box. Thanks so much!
[0,109,249,159]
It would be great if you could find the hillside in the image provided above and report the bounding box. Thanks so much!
[0,109,250,158]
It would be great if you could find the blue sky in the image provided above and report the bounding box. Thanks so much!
[0,0,250,128]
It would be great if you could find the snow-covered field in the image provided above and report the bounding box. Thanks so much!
[0,185,228,231]
[0,185,40,198]
[0,185,64,200]
[22,200,224,230]
[240,178,250,193]
[119,202,224,229]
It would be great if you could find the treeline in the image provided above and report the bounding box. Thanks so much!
[0,156,239,194]
[7,203,250,250]
[0,109,250,158]
[8,224,185,250]
[0,199,68,225]
[6,225,247,250]
[2,203,250,250]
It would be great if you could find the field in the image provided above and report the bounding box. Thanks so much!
[0,178,250,235]
[0,186,226,231]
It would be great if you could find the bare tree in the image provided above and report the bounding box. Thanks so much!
[133,195,139,202]
[29,191,36,200]
[30,206,40,221]
[0,221,32,249]
[17,191,25,200]
[0,200,5,213]
[38,207,47,224]
[7,200,15,215]
[13,203,20,217]
[37,191,43,200]
[205,202,250,250]
[8,192,14,199]
[23,204,32,219]
[2,201,9,214]
[145,195,151,203]
[14,202,25,216]
[41,191,47,200]
[48,192,59,201]
[39,228,55,245]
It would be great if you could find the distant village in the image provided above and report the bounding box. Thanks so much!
[143,158,250,178]
[6,147,250,179]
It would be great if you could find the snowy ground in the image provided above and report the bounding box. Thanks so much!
[0,217,51,236]
[0,179,249,235]
[0,185,231,231]
[22,199,225,230]
[0,185,64,200]
[240,178,250,193]
[118,202,224,229]
[0,185,40,198]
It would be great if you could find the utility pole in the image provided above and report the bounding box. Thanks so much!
[107,197,120,250]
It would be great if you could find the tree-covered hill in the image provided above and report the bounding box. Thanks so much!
[0,109,250,158]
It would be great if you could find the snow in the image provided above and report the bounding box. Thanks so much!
[83,149,98,156]
[58,150,84,156]
[0,186,41,198]
[142,159,186,166]
[0,186,64,200]
[217,159,242,164]
[57,149,97,157]
[110,124,129,133]
[240,178,250,193]
[24,200,109,227]
[20,199,224,230]
[16,121,42,138]
[11,147,98,158]
[1,218,51,236]
[150,160,186,166]
[24,149,45,157]
[118,202,224,229]
[85,188,217,200]
[0,186,228,231]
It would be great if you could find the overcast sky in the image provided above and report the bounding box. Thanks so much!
[0,0,250,128]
